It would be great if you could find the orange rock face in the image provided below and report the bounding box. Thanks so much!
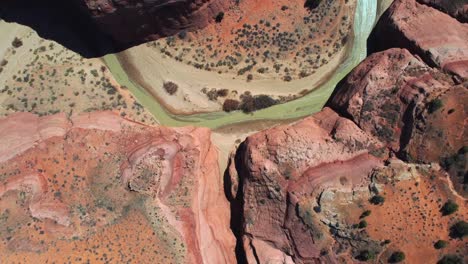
[373,0,468,80]
[0,112,235,263]
[75,0,230,44]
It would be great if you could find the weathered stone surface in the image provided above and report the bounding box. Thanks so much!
[328,48,467,164]
[233,107,386,263]
[231,48,467,263]
[417,0,468,22]
[0,111,235,264]
[373,0,468,80]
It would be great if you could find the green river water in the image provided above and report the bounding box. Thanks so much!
[103,0,378,129]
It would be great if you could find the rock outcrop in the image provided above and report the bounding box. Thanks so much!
[74,0,230,44]
[372,0,468,80]
[0,112,235,263]
[231,107,387,263]
[417,0,468,22]
[328,48,467,164]
[229,46,467,262]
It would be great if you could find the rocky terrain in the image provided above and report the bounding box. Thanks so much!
[229,47,467,263]
[0,0,466,263]
[0,112,235,263]
[372,0,468,81]
[73,0,230,45]
[418,0,468,22]
[228,1,467,262]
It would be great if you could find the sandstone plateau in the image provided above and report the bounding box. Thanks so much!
[0,112,235,263]
[73,0,230,44]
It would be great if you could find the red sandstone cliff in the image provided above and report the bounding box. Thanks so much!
[74,0,230,44]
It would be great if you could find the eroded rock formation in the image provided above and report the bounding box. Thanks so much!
[373,0,468,80]
[0,112,235,263]
[229,47,467,263]
[418,0,468,22]
[74,0,230,44]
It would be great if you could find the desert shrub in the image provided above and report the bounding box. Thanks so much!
[12,37,23,48]
[247,74,253,82]
[388,251,405,263]
[163,81,178,95]
[370,195,385,205]
[215,12,224,23]
[355,250,375,261]
[441,200,459,216]
[360,210,371,219]
[223,99,240,112]
[240,94,277,113]
[434,240,448,249]
[358,220,368,228]
[428,98,443,113]
[178,30,187,39]
[437,255,463,264]
[216,89,229,97]
[449,221,467,239]
[304,0,323,10]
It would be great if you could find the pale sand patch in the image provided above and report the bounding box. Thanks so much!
[118,43,349,115]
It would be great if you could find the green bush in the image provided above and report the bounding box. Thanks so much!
[222,99,240,112]
[434,240,448,249]
[215,12,224,23]
[360,210,371,218]
[428,98,443,113]
[449,221,467,239]
[240,94,278,113]
[437,255,463,264]
[355,250,375,261]
[163,81,178,95]
[358,220,368,229]
[441,200,459,216]
[388,251,405,263]
[370,195,385,205]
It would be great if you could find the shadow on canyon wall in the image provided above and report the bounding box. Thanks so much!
[0,0,127,58]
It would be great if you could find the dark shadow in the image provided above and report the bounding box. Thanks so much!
[223,142,248,264]
[0,0,126,58]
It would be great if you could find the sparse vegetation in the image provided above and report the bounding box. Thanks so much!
[428,98,443,113]
[223,99,240,112]
[360,210,371,219]
[434,240,448,249]
[449,221,467,239]
[358,220,368,229]
[441,200,459,216]
[12,37,23,48]
[437,255,463,264]
[240,94,278,113]
[370,195,385,205]
[388,251,405,263]
[215,12,224,23]
[163,81,178,95]
[355,250,375,261]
